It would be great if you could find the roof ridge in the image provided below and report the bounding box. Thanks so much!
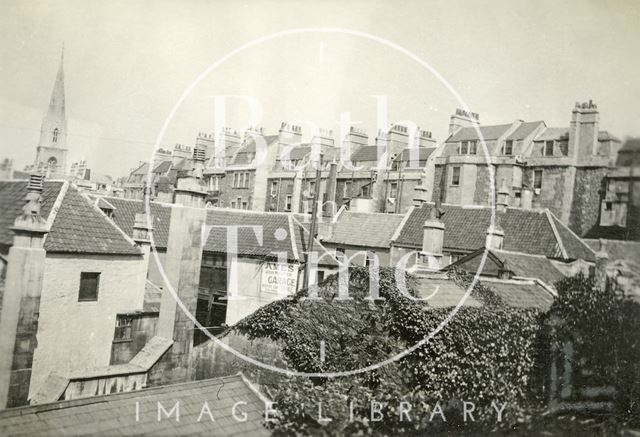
[42,180,69,246]
[544,209,568,259]
[548,211,597,256]
[77,185,141,251]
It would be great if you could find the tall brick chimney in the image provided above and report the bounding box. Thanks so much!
[421,204,445,270]
[496,179,510,213]
[277,122,302,160]
[449,108,479,136]
[0,175,49,408]
[133,212,154,281]
[569,100,600,163]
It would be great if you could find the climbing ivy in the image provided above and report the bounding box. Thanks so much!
[234,267,548,434]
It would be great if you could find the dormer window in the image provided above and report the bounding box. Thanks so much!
[459,140,477,155]
[52,128,59,143]
[503,140,513,155]
[544,140,554,156]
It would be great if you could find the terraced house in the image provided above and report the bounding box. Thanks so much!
[431,102,621,237]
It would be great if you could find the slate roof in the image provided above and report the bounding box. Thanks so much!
[481,278,554,311]
[598,130,620,142]
[350,145,385,162]
[152,160,172,173]
[0,180,62,252]
[130,162,149,176]
[618,138,640,153]
[393,147,435,162]
[0,374,270,437]
[93,196,173,250]
[585,239,640,268]
[394,204,594,261]
[0,181,140,256]
[448,124,513,142]
[533,127,569,141]
[447,248,566,287]
[550,216,596,261]
[414,275,482,308]
[322,211,405,248]
[504,121,544,140]
[204,209,304,262]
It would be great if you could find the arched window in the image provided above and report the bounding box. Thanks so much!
[52,128,59,143]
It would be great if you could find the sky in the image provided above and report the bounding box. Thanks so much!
[0,0,639,177]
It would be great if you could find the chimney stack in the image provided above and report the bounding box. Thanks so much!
[569,100,600,163]
[449,108,479,136]
[594,238,609,289]
[496,179,510,213]
[485,212,505,250]
[0,174,49,408]
[421,204,445,270]
[413,184,429,207]
[520,186,533,210]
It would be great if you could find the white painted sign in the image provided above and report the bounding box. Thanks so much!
[261,262,299,296]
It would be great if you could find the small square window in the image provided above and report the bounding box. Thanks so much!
[605,202,613,211]
[79,272,100,301]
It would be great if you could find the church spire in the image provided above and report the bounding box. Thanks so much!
[35,47,68,176]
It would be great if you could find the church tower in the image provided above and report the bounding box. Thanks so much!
[34,49,68,177]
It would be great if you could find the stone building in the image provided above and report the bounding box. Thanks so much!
[586,138,640,241]
[0,177,151,408]
[432,102,621,236]
[32,50,69,178]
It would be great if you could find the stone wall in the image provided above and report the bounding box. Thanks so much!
[29,253,147,400]
[190,330,286,388]
[110,314,158,365]
[570,168,609,236]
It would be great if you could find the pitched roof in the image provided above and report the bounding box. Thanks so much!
[480,278,554,311]
[447,248,566,286]
[0,374,269,437]
[0,180,62,252]
[204,209,303,262]
[618,138,640,153]
[550,215,596,261]
[584,239,640,268]
[448,124,513,142]
[93,196,173,250]
[394,204,594,261]
[598,130,620,142]
[414,275,482,308]
[504,121,544,140]
[350,145,384,162]
[393,147,435,162]
[322,211,405,248]
[152,160,172,173]
[534,127,569,141]
[0,181,141,256]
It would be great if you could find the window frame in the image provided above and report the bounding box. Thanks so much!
[533,169,543,190]
[503,140,513,155]
[78,272,100,302]
[113,315,133,343]
[544,140,554,156]
[451,166,461,186]
[285,194,293,212]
